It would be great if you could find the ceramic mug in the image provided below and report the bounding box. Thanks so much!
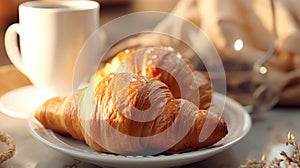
[5,1,100,97]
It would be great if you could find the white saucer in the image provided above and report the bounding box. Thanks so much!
[0,85,53,119]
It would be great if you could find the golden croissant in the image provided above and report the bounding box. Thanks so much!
[35,73,227,155]
[93,47,212,110]
[34,47,228,155]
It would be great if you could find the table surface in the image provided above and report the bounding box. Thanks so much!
[1,65,300,168]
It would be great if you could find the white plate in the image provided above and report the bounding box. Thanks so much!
[0,85,53,119]
[27,93,251,168]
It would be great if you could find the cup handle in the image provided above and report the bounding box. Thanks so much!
[5,23,26,74]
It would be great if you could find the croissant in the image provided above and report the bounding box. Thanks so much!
[35,73,227,155]
[93,47,212,110]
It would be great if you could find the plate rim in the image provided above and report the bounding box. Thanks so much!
[27,93,252,165]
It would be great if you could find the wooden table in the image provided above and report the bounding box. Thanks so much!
[1,65,300,167]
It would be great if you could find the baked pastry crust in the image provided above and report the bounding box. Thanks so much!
[34,47,228,155]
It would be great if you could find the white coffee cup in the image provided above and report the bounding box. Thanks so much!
[5,1,100,97]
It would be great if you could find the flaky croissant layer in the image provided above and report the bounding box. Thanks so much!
[93,47,212,110]
[35,72,227,155]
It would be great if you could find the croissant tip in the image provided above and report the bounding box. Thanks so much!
[34,104,43,121]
